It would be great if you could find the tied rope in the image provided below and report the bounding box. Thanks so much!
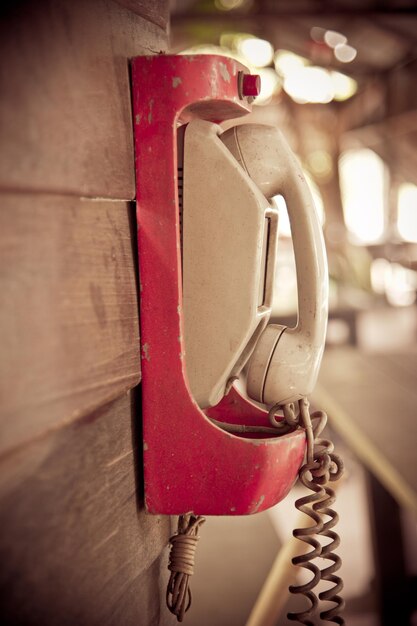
[166,514,205,622]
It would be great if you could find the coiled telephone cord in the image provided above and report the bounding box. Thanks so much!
[166,397,344,624]
[273,399,345,625]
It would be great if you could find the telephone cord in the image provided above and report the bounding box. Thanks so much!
[282,400,345,625]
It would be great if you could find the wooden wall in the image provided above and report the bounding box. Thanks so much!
[0,1,175,624]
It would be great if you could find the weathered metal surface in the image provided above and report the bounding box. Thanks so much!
[131,54,306,515]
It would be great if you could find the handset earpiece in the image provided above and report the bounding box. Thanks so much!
[221,124,328,405]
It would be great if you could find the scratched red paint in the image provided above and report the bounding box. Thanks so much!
[131,54,306,515]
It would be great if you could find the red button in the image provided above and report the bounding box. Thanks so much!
[242,74,261,97]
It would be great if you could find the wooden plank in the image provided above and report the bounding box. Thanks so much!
[313,347,417,513]
[0,391,175,626]
[113,0,170,29]
[0,0,168,199]
[0,193,140,455]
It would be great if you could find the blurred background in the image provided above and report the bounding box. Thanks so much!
[0,1,416,624]
[169,1,417,625]
[172,0,417,326]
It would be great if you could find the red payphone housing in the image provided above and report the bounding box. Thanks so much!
[131,54,306,516]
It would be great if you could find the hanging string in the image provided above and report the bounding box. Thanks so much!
[166,514,205,622]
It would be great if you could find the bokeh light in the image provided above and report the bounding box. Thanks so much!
[255,68,281,105]
[339,149,387,244]
[334,44,357,63]
[272,172,325,238]
[237,37,274,68]
[284,66,335,104]
[274,50,308,76]
[397,183,417,243]
[214,0,250,10]
[331,71,358,101]
[324,30,347,48]
[307,150,333,181]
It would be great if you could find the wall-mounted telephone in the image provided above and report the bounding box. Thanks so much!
[130,50,329,517]
[181,120,328,410]
[131,53,343,624]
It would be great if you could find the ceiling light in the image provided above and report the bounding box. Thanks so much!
[334,44,357,63]
[284,66,334,104]
[330,71,358,100]
[324,30,347,48]
[238,37,274,68]
[274,50,309,77]
[397,183,417,243]
[385,264,417,307]
[339,149,386,244]
[215,0,248,10]
[310,26,326,42]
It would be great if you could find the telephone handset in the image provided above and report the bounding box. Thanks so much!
[182,120,328,409]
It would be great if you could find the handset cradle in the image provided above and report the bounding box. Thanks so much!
[131,54,307,515]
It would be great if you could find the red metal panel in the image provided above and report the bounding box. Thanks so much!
[131,54,306,515]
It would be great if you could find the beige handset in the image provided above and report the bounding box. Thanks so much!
[182,120,328,409]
